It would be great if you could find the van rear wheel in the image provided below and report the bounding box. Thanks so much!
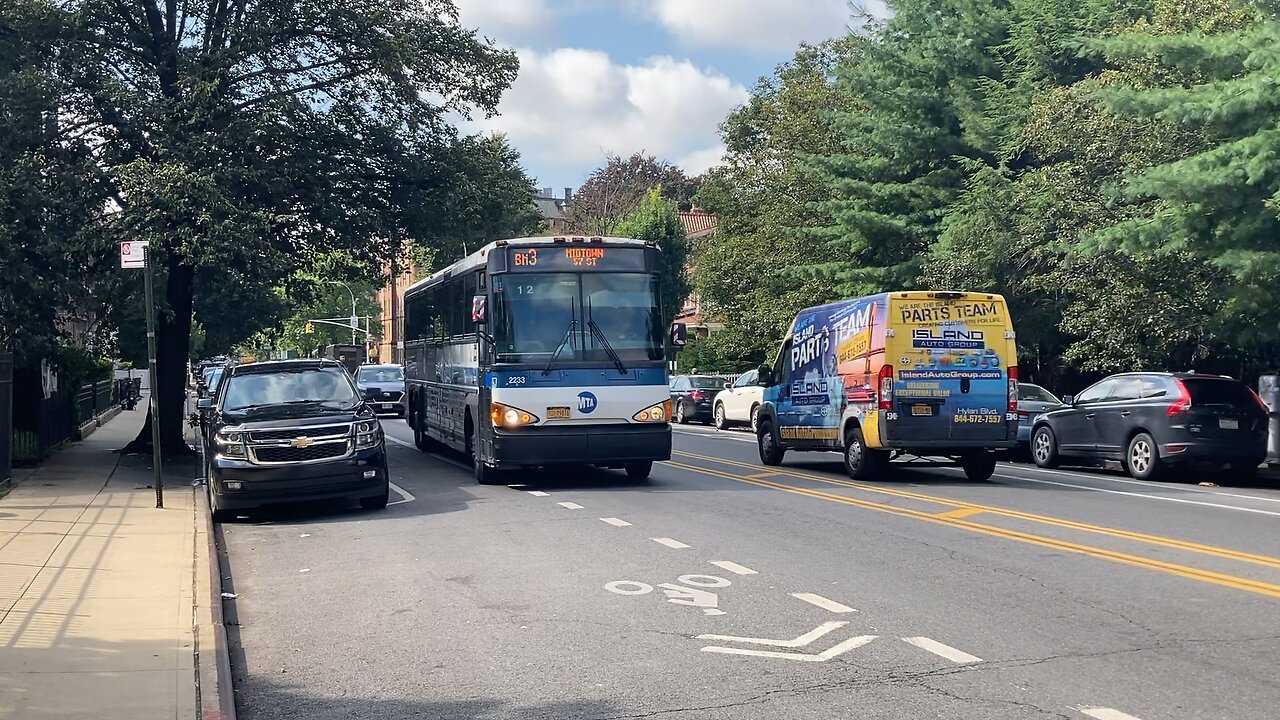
[960,453,997,482]
[843,427,887,480]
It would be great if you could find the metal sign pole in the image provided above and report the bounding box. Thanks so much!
[142,245,164,508]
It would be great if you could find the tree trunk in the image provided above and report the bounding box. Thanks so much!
[126,258,195,457]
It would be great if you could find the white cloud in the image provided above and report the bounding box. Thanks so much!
[454,0,551,42]
[676,144,727,175]
[464,48,749,181]
[646,0,853,50]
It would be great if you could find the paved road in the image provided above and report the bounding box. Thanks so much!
[218,420,1280,720]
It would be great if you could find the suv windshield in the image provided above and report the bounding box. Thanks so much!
[1182,378,1259,409]
[222,368,359,411]
[357,366,404,383]
[1018,384,1059,403]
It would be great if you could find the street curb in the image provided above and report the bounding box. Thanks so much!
[195,488,238,720]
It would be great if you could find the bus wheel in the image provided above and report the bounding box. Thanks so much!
[475,458,503,485]
[413,411,432,452]
[758,421,786,466]
[961,453,997,482]
[624,461,652,481]
[843,427,887,480]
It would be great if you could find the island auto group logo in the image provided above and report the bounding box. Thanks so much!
[578,391,598,414]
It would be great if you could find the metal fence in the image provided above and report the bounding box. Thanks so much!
[11,366,116,465]
[0,354,11,486]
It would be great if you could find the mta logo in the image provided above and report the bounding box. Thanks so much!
[578,391,598,414]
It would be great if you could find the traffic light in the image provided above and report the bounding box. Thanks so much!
[305,321,314,333]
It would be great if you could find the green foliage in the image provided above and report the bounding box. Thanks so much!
[611,188,689,326]
[566,153,700,236]
[689,40,856,371]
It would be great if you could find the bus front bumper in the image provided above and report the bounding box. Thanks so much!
[490,423,672,467]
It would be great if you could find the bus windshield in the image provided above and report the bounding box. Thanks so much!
[492,273,663,364]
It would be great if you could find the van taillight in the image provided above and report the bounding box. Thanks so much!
[1167,379,1191,416]
[878,365,894,411]
[1007,366,1018,412]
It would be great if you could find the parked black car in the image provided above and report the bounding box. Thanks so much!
[197,359,390,521]
[669,374,725,425]
[355,363,406,417]
[1030,372,1267,480]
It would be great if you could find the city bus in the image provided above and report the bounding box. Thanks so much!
[402,236,672,484]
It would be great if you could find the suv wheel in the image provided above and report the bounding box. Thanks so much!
[1032,426,1060,469]
[1126,432,1164,480]
[361,479,390,510]
[714,404,728,430]
[625,461,652,480]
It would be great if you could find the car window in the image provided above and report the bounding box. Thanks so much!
[1140,378,1169,399]
[1108,377,1144,402]
[672,377,686,391]
[690,377,723,389]
[1017,384,1059,403]
[1182,378,1258,409]
[1074,379,1117,404]
[734,370,756,388]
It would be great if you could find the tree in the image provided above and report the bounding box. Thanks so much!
[611,188,689,326]
[690,39,858,370]
[34,0,519,454]
[565,153,700,236]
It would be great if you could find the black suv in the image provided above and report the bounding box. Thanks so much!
[1030,372,1267,481]
[198,359,390,520]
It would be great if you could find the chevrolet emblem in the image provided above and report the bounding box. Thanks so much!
[290,436,313,449]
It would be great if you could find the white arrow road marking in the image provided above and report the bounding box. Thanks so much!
[902,637,983,664]
[709,560,757,575]
[790,592,856,613]
[697,621,848,648]
[700,633,878,662]
[387,482,414,506]
[1079,708,1146,720]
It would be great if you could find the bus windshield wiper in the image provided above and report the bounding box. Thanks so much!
[543,299,578,375]
[586,299,627,374]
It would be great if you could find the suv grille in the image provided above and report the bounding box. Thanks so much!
[251,424,350,441]
[252,442,350,464]
[374,390,403,402]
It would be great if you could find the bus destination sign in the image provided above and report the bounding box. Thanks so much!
[506,245,648,272]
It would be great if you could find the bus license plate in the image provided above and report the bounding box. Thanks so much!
[1219,418,1239,430]
[911,404,933,417]
[547,406,571,420]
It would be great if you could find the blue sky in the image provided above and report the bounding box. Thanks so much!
[453,0,884,192]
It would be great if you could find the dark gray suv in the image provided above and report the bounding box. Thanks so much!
[1030,372,1267,481]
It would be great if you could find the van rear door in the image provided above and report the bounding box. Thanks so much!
[887,293,1015,446]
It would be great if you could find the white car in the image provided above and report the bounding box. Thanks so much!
[713,369,764,431]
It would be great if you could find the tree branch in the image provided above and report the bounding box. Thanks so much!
[233,67,374,110]
[227,56,370,86]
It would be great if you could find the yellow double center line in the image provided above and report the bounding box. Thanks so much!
[666,452,1280,599]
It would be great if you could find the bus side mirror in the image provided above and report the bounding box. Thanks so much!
[471,295,487,325]
[757,365,774,387]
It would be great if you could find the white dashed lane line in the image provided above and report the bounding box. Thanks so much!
[1079,708,1145,720]
[558,501,585,510]
[528,490,550,497]
[652,537,691,549]
[902,636,983,664]
[790,592,856,614]
[709,560,758,575]
[600,517,632,527]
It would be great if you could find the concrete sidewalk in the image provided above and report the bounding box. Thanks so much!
[0,408,229,719]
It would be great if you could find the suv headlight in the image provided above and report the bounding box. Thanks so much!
[633,400,671,423]
[215,430,246,459]
[490,402,539,429]
[354,419,381,450]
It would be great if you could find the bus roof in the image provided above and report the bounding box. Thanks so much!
[403,236,655,298]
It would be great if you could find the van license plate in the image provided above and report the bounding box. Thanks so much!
[1219,418,1239,430]
[547,406,571,419]
[911,404,933,417]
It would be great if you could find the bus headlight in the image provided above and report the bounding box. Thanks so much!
[633,400,671,423]
[490,402,539,429]
[215,430,246,459]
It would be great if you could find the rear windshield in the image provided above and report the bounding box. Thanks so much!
[689,377,723,389]
[1018,384,1059,403]
[1182,378,1257,409]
